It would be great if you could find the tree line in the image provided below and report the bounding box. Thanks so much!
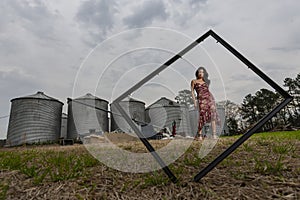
[175,73,300,135]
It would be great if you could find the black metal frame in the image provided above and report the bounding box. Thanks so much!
[111,29,293,183]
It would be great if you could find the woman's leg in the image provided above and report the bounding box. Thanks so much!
[196,108,204,140]
[197,129,203,140]
[195,123,203,141]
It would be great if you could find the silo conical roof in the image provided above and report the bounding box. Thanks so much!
[70,93,109,103]
[127,97,145,104]
[11,91,63,104]
[146,97,179,109]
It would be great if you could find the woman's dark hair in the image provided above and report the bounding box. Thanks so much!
[195,66,210,85]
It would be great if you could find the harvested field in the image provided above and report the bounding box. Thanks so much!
[0,131,299,199]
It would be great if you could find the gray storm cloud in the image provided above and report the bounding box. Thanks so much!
[123,0,168,28]
[0,0,299,139]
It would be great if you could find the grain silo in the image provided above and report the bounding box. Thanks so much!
[6,91,63,146]
[145,97,190,136]
[110,97,146,133]
[60,113,68,139]
[180,106,192,136]
[67,93,109,140]
[189,108,199,137]
[216,105,228,135]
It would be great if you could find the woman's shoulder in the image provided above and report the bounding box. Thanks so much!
[191,79,198,86]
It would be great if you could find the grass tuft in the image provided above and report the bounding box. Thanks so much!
[254,154,286,175]
[0,183,9,200]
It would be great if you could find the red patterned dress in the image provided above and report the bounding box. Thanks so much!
[194,82,219,133]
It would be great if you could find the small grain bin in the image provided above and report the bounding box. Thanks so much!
[110,97,146,133]
[145,97,189,136]
[6,91,63,146]
[67,93,109,140]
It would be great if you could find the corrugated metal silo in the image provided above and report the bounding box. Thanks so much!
[189,108,199,136]
[180,106,192,136]
[110,97,145,133]
[60,113,68,139]
[67,93,109,140]
[6,91,63,146]
[145,97,189,136]
[216,105,228,135]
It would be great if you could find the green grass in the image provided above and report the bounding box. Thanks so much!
[0,149,99,185]
[1,131,297,182]
[223,130,300,141]
[0,130,299,199]
[272,143,296,155]
[251,130,300,140]
[0,183,9,200]
[242,143,254,152]
[141,171,169,188]
[253,154,286,175]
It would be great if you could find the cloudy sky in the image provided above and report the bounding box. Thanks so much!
[0,0,299,138]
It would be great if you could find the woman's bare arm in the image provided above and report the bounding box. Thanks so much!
[191,80,197,108]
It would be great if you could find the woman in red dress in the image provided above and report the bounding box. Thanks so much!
[191,67,219,140]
